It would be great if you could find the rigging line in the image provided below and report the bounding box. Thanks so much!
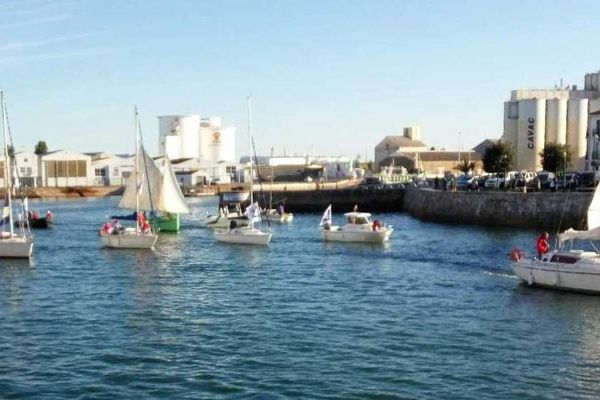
[2,96,31,237]
[137,114,156,219]
[251,135,270,229]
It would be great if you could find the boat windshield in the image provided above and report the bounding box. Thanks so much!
[347,216,370,225]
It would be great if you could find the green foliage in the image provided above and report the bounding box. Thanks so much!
[482,142,514,173]
[456,160,476,174]
[34,140,48,155]
[540,143,571,173]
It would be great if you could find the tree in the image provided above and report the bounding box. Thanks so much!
[482,142,514,173]
[540,143,571,173]
[34,140,48,155]
[456,159,476,174]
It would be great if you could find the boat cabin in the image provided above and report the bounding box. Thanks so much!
[344,212,371,225]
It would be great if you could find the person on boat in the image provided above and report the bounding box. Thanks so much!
[141,220,151,233]
[102,222,112,235]
[111,219,122,233]
[277,203,284,216]
[537,232,550,259]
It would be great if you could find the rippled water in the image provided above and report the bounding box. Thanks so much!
[1,196,600,399]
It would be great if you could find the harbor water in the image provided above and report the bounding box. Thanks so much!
[1,197,599,399]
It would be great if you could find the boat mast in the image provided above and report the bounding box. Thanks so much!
[247,95,254,229]
[135,106,139,233]
[1,92,13,236]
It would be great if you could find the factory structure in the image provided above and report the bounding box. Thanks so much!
[158,115,237,184]
[502,69,600,171]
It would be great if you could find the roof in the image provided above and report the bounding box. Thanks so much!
[344,212,371,218]
[472,139,499,155]
[375,135,427,150]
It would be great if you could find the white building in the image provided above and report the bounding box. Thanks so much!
[88,152,134,186]
[14,152,39,188]
[502,69,600,171]
[374,126,428,167]
[158,115,235,163]
[39,150,93,187]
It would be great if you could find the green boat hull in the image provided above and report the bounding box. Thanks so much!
[152,213,180,232]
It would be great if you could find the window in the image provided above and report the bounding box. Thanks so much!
[508,101,518,119]
[68,160,77,177]
[113,167,119,176]
[226,165,237,173]
[20,167,25,174]
[46,161,56,178]
[77,161,86,177]
[95,168,106,177]
[122,171,131,178]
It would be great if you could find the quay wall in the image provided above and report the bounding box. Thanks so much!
[403,188,592,230]
[257,187,405,212]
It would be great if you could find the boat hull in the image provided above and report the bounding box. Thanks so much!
[513,258,600,294]
[264,211,294,224]
[214,227,272,245]
[0,236,33,258]
[100,232,158,249]
[152,213,179,232]
[321,228,393,243]
[204,216,250,230]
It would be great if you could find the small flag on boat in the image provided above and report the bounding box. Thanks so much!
[320,204,332,226]
[244,202,261,223]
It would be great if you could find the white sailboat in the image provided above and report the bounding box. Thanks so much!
[100,107,158,249]
[263,164,293,224]
[214,96,272,246]
[0,91,33,258]
[319,205,393,243]
[512,181,600,293]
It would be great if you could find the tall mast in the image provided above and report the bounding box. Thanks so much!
[247,95,254,229]
[1,92,13,235]
[135,106,139,232]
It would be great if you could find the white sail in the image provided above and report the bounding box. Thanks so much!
[244,202,261,223]
[119,146,162,211]
[120,148,189,214]
[588,182,600,230]
[157,155,190,214]
[320,204,332,226]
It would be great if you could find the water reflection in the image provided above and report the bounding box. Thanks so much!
[0,259,34,310]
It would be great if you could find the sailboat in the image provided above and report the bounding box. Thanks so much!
[99,107,158,249]
[214,96,272,245]
[0,91,33,258]
[149,155,190,231]
[262,164,293,224]
[512,181,600,293]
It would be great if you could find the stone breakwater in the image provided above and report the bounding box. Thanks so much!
[403,188,592,230]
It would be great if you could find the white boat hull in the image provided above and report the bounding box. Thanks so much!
[214,227,272,245]
[0,235,33,258]
[100,231,158,249]
[321,227,393,243]
[203,216,250,229]
[513,255,600,294]
[264,211,294,224]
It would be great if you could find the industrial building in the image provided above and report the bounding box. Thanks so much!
[39,150,94,187]
[502,69,600,171]
[88,152,134,186]
[240,155,357,182]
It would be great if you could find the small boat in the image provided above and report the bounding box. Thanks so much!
[214,96,271,246]
[203,193,250,229]
[263,208,294,224]
[511,180,600,294]
[214,202,272,245]
[319,205,393,243]
[100,107,158,250]
[16,210,53,229]
[0,91,33,258]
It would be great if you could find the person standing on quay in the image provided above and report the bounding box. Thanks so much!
[537,232,550,259]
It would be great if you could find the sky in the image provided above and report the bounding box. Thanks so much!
[1,0,600,160]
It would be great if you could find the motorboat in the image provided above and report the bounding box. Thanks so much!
[203,191,251,229]
[99,107,158,250]
[16,210,53,229]
[319,205,393,243]
[0,91,33,258]
[511,176,600,293]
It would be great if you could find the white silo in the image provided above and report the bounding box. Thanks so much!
[545,99,567,144]
[158,115,200,159]
[198,117,218,162]
[567,99,589,171]
[215,126,236,162]
[517,99,546,171]
[503,101,518,149]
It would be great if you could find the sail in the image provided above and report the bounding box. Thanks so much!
[158,155,190,214]
[119,146,162,211]
[244,202,261,223]
[559,226,600,245]
[320,204,332,226]
[587,182,600,230]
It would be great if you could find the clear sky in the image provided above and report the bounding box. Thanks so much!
[1,0,600,160]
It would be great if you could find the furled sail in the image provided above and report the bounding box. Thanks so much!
[558,183,600,244]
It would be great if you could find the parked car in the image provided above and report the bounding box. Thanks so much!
[456,175,479,191]
[484,173,499,188]
[579,171,600,188]
[536,171,557,191]
[499,171,518,188]
[557,172,581,191]
[515,171,538,189]
[477,174,490,188]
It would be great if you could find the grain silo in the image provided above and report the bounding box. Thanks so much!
[158,115,200,159]
[503,101,518,148]
[545,98,567,144]
[517,99,545,171]
[567,99,589,171]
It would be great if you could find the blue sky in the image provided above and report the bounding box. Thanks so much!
[1,0,600,159]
